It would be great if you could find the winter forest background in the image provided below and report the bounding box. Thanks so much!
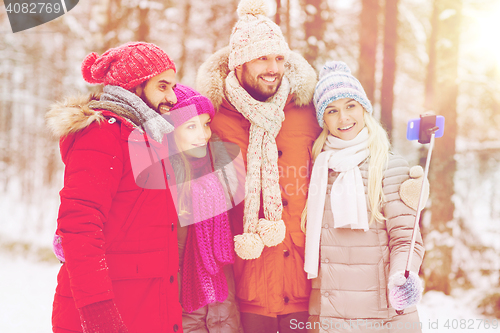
[1,0,500,331]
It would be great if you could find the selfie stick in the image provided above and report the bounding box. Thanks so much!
[395,126,439,315]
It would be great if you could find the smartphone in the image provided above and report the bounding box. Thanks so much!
[406,115,445,144]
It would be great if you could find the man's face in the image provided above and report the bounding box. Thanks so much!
[235,54,286,102]
[135,69,177,115]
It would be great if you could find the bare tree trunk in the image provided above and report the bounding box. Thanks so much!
[380,0,399,140]
[301,0,326,66]
[92,0,111,53]
[0,65,13,191]
[136,8,150,42]
[44,41,66,187]
[285,0,291,46]
[275,0,282,26]
[177,0,192,82]
[92,0,133,53]
[424,1,438,110]
[358,0,380,104]
[423,0,462,295]
[208,0,239,52]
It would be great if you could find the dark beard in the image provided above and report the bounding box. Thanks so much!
[140,91,174,115]
[240,73,282,102]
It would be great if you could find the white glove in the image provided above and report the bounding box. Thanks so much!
[388,271,423,311]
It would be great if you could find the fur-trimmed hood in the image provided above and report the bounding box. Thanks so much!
[46,93,140,138]
[195,46,317,110]
[46,94,105,138]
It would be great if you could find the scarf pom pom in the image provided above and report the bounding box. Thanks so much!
[257,219,286,247]
[234,233,265,260]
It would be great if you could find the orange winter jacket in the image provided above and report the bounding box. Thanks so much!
[196,46,322,317]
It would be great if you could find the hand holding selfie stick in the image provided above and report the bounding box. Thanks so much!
[395,114,443,315]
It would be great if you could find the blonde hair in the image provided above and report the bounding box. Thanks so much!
[300,111,390,232]
[168,132,194,219]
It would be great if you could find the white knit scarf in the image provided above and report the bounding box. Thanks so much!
[304,127,370,279]
[225,71,290,259]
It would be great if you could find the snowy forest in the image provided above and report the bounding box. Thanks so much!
[1,0,500,331]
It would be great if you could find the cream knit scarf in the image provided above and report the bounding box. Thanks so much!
[304,127,370,279]
[225,71,290,260]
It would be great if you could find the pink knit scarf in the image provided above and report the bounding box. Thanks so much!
[181,155,235,313]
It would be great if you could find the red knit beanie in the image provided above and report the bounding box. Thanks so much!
[170,84,215,128]
[81,42,176,90]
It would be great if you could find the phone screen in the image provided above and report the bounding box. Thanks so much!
[407,116,445,142]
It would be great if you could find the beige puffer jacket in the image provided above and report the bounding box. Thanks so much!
[308,154,425,333]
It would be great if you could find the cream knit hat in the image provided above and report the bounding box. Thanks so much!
[228,0,290,71]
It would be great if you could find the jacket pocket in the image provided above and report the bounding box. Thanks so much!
[107,189,148,247]
[289,231,311,300]
[378,257,389,309]
[290,231,305,249]
[234,258,259,303]
[107,251,168,280]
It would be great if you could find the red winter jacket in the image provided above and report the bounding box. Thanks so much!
[46,95,183,333]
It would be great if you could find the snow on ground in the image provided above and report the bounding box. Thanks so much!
[0,251,60,333]
[0,251,498,333]
[419,290,500,332]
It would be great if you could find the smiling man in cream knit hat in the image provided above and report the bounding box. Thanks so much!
[196,0,321,331]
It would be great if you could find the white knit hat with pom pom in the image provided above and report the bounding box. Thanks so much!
[228,0,290,71]
[313,61,373,128]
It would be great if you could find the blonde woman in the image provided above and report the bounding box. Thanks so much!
[302,61,425,333]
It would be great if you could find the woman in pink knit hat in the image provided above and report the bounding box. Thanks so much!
[167,84,244,333]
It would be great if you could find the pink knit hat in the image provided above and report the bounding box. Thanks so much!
[81,42,176,90]
[170,84,215,128]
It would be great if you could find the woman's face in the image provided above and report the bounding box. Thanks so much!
[173,113,212,158]
[323,98,365,141]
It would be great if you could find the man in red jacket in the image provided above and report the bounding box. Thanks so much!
[47,42,183,333]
